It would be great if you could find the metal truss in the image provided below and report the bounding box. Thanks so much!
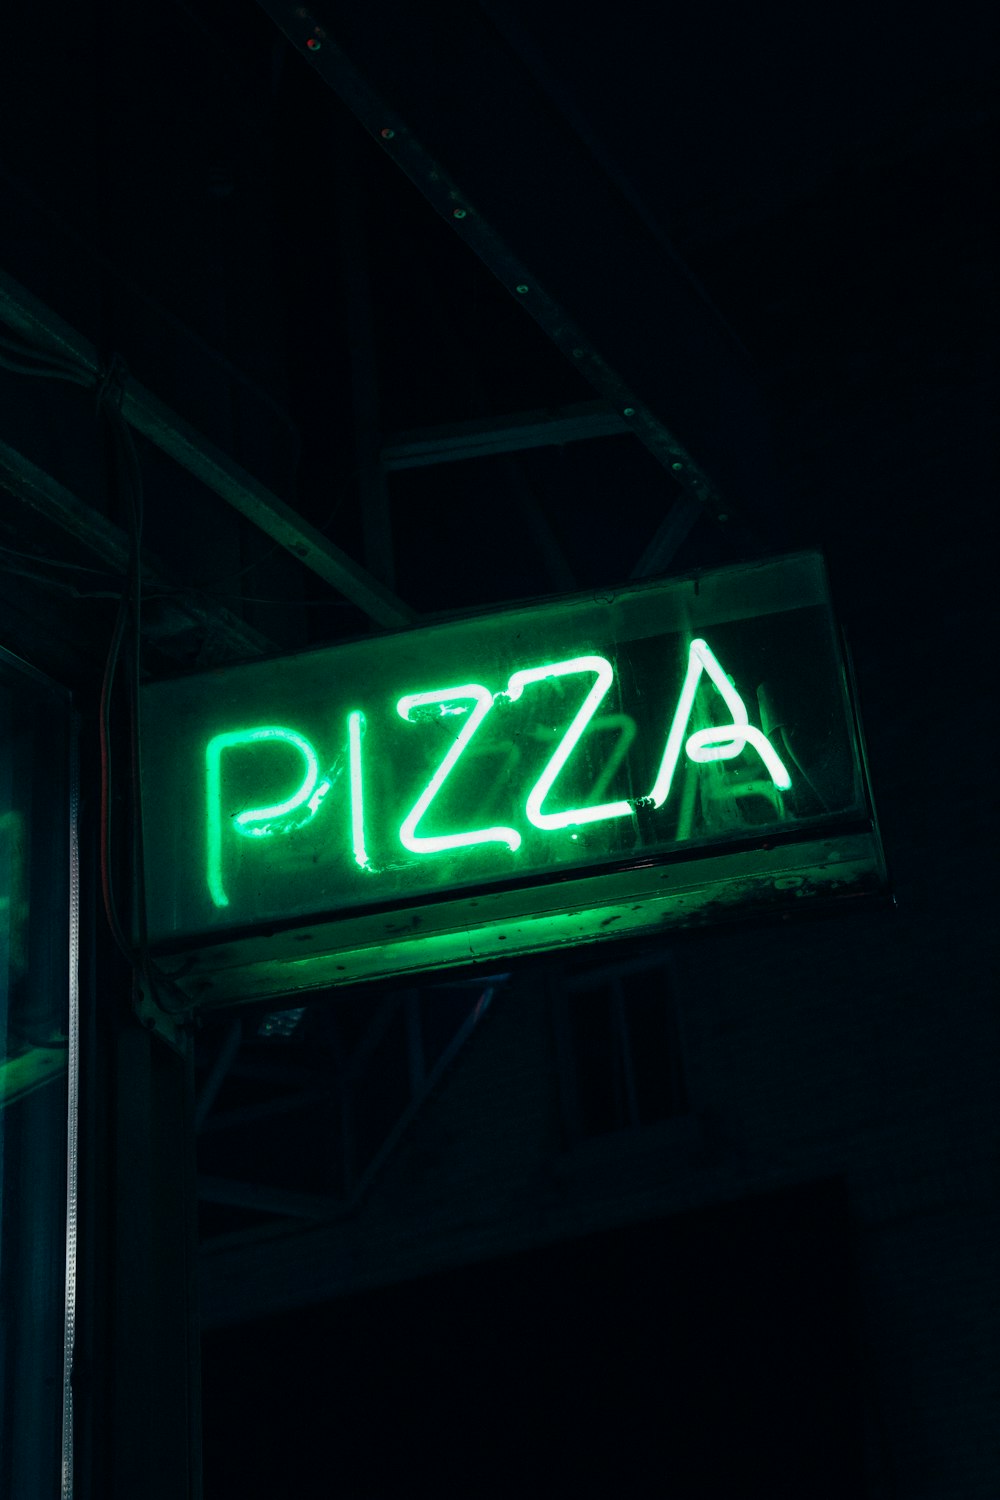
[0,268,415,632]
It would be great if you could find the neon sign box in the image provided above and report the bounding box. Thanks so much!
[140,552,885,1010]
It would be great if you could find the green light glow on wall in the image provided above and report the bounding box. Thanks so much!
[505,655,633,830]
[396,685,522,855]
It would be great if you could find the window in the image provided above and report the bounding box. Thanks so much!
[196,975,504,1239]
[554,956,688,1142]
[0,645,75,1499]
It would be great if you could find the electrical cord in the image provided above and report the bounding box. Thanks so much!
[0,331,152,980]
[0,325,191,1014]
[0,349,92,386]
[97,450,138,961]
[0,330,92,384]
[3,322,348,614]
[0,552,126,603]
[174,589,355,609]
[2,316,315,1016]
[97,567,133,961]
[0,326,146,971]
[0,541,123,577]
[100,386,191,1016]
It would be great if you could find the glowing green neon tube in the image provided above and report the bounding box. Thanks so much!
[397,685,521,855]
[647,642,710,809]
[648,639,790,807]
[505,656,632,831]
[685,724,791,789]
[206,726,320,907]
[347,710,371,869]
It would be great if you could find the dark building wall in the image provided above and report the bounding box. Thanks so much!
[203,1174,866,1498]
[203,881,998,1497]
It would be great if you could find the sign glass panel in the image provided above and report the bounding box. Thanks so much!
[142,553,868,962]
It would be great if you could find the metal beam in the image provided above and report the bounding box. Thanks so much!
[381,400,629,470]
[0,269,416,630]
[198,1090,329,1134]
[253,3,787,532]
[193,1021,242,1134]
[198,1176,339,1221]
[0,437,272,662]
[630,495,705,580]
[128,386,415,628]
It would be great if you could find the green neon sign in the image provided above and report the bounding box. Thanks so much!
[206,727,321,906]
[507,655,635,831]
[395,683,522,856]
[140,553,884,1006]
[203,639,793,909]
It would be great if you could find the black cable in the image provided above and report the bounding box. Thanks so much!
[0,328,84,365]
[1,323,196,1012]
[98,570,133,962]
[96,370,152,975]
[0,329,92,383]
[95,358,129,953]
[0,348,91,386]
[2,323,342,1017]
[174,590,355,609]
[0,561,81,596]
[0,551,125,601]
[106,405,190,1016]
[2,317,344,617]
[0,541,122,576]
[98,410,142,946]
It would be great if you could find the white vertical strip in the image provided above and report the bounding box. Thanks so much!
[61,715,80,1500]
